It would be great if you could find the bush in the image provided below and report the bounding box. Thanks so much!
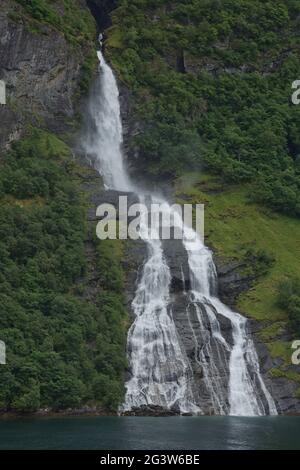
[15,0,96,46]
[277,278,300,336]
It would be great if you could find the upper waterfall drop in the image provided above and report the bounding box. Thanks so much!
[83,47,277,416]
[83,50,131,192]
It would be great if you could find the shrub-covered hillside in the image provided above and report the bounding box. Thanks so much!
[14,0,95,45]
[0,0,128,413]
[0,130,127,413]
[106,0,300,216]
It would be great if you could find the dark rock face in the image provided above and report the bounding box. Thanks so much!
[0,0,88,149]
[215,256,255,307]
[119,83,144,178]
[123,237,147,310]
[214,256,300,414]
[162,238,190,292]
[123,405,178,417]
[254,340,299,414]
[86,0,117,31]
[79,166,148,310]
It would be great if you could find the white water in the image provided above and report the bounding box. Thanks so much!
[124,200,200,413]
[83,51,130,191]
[84,49,277,416]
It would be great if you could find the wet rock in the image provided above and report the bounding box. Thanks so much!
[162,238,190,292]
[268,378,299,414]
[214,256,255,307]
[123,238,147,310]
[86,0,118,30]
[123,405,178,417]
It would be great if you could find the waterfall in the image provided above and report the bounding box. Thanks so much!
[83,51,130,191]
[83,49,277,416]
[123,199,200,414]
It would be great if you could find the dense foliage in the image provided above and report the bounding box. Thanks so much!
[278,278,300,337]
[0,130,127,412]
[107,0,300,216]
[13,0,96,45]
[3,0,299,412]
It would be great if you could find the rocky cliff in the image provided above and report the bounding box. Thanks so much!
[0,0,96,149]
[86,0,117,31]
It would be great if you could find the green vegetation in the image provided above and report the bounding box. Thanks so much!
[79,52,98,96]
[107,0,300,216]
[277,278,300,337]
[176,172,300,387]
[14,0,96,46]
[106,0,300,394]
[175,172,300,322]
[1,0,299,411]
[0,130,127,412]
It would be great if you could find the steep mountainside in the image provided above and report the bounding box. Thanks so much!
[0,0,299,414]
[103,0,300,412]
[0,0,134,414]
[106,0,300,216]
[0,0,97,148]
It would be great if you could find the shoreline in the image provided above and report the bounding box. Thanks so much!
[0,408,117,420]
[1,409,300,420]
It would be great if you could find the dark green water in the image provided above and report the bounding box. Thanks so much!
[0,416,300,450]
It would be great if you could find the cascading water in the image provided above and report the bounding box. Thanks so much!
[83,51,130,192]
[177,211,277,415]
[83,46,277,416]
[124,199,200,414]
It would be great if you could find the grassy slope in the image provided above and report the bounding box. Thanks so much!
[175,173,300,387]
[176,172,300,320]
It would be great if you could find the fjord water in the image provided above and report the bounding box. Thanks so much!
[84,49,276,415]
[0,417,300,450]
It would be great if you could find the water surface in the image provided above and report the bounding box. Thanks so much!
[0,416,299,450]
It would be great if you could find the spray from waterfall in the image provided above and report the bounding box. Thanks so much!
[82,45,277,416]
